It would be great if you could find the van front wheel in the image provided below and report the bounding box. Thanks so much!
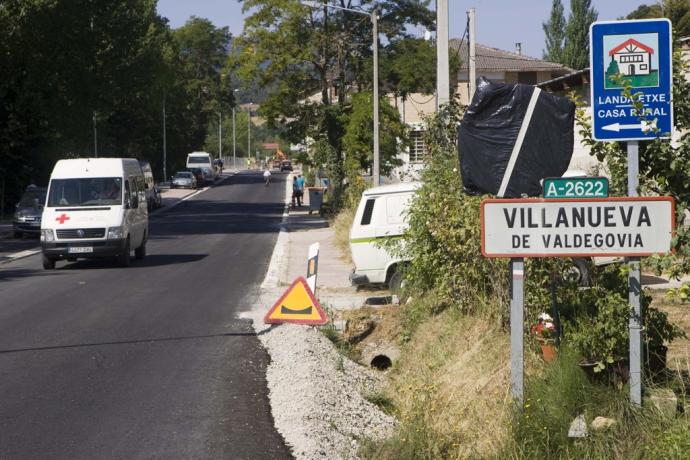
[117,238,131,267]
[42,254,56,270]
[135,239,146,260]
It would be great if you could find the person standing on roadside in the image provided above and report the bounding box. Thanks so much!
[296,174,305,206]
[292,176,299,207]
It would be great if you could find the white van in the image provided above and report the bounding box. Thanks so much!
[40,158,148,269]
[349,182,420,290]
[186,152,216,185]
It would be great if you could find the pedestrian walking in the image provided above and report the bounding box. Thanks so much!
[296,174,305,206]
[263,169,271,186]
[292,176,299,207]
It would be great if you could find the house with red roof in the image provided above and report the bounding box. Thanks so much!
[609,38,653,76]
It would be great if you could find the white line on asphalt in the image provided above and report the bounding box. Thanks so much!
[260,173,292,290]
[0,249,41,265]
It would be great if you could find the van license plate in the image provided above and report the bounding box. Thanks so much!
[68,247,93,254]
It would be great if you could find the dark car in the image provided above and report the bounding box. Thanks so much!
[280,160,293,172]
[189,168,205,188]
[13,185,47,238]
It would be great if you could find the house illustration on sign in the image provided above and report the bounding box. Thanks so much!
[609,38,653,76]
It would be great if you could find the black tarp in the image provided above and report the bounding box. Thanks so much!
[459,77,575,197]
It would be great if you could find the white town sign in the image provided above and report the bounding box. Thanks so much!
[481,197,674,257]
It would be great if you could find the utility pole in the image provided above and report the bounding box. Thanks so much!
[218,112,223,161]
[93,111,98,158]
[248,103,251,167]
[163,96,167,181]
[468,7,477,101]
[372,9,380,186]
[436,0,450,107]
[232,107,236,170]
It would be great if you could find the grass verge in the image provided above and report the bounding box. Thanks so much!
[331,206,356,264]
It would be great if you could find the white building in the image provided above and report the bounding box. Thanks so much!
[609,38,653,76]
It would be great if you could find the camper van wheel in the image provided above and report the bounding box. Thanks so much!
[42,254,55,270]
[117,238,131,267]
[388,267,405,296]
[135,239,146,260]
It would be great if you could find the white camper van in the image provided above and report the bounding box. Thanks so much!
[186,152,215,185]
[40,158,148,269]
[349,182,420,290]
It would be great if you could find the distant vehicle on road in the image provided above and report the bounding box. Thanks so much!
[186,152,215,185]
[171,171,197,189]
[139,160,161,211]
[13,185,47,238]
[189,168,205,188]
[40,158,148,269]
[349,182,420,293]
[280,160,293,172]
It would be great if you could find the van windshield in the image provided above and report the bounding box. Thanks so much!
[47,177,122,207]
[188,157,210,164]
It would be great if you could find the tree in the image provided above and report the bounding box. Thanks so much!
[627,1,690,38]
[379,38,461,105]
[542,0,566,62]
[234,0,434,144]
[342,92,406,176]
[562,0,598,70]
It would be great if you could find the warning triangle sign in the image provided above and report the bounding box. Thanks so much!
[264,277,328,325]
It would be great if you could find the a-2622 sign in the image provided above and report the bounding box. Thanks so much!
[481,197,674,258]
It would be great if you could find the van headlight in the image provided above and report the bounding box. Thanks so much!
[41,229,55,242]
[107,226,124,240]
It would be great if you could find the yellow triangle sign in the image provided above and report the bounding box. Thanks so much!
[264,276,328,325]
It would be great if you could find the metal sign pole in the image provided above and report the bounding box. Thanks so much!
[510,258,524,405]
[627,140,643,406]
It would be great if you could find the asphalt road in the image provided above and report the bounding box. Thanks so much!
[0,171,292,459]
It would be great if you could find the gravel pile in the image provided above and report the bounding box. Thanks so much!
[243,293,395,459]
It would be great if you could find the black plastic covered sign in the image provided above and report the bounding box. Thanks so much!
[459,77,575,197]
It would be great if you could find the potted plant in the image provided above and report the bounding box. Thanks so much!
[532,312,557,362]
[567,291,630,383]
[644,307,686,375]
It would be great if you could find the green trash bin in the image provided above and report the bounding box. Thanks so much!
[307,187,326,215]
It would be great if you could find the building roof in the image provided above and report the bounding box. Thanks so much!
[450,39,572,73]
[537,68,590,91]
[609,38,654,56]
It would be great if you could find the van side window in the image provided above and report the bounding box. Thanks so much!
[360,198,376,225]
[124,180,131,205]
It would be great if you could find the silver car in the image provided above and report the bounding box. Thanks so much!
[171,171,197,189]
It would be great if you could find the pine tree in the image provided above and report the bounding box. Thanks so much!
[542,0,566,62]
[562,0,598,70]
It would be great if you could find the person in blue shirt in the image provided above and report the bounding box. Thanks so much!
[295,175,305,207]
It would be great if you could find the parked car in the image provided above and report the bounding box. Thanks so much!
[13,185,47,238]
[280,160,293,172]
[139,160,160,211]
[349,182,420,293]
[171,171,197,189]
[189,168,205,188]
[40,158,148,269]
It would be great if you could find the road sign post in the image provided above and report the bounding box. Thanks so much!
[590,18,673,406]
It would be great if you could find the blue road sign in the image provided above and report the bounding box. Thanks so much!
[590,19,673,141]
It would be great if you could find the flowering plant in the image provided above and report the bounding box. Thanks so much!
[532,313,556,342]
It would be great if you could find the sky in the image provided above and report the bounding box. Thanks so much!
[157,0,643,59]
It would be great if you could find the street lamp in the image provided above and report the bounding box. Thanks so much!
[233,89,239,170]
[302,0,380,185]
